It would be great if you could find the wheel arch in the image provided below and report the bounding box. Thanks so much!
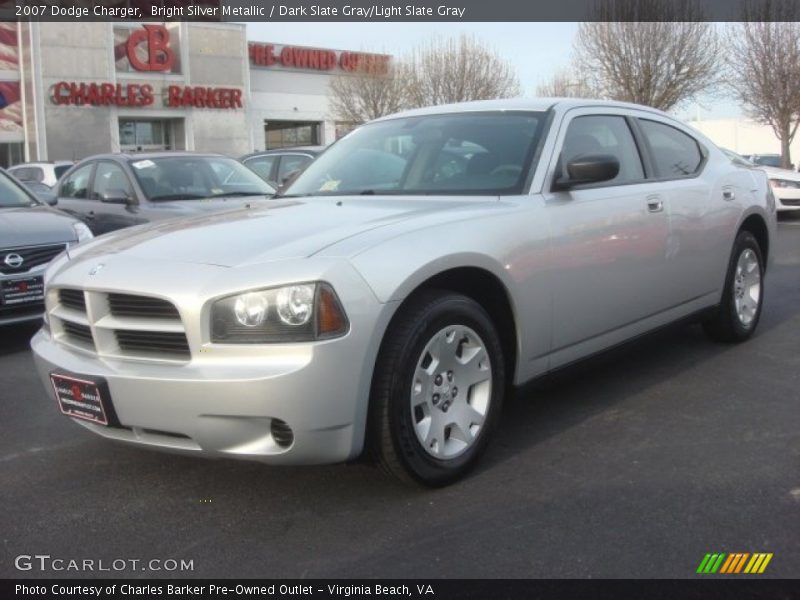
[738,212,770,270]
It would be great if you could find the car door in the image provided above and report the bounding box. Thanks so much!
[542,110,671,367]
[88,161,145,234]
[635,118,719,308]
[57,162,98,230]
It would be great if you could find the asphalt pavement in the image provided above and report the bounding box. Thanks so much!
[1,217,798,579]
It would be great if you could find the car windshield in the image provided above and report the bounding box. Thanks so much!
[0,171,37,208]
[753,155,782,168]
[130,156,276,201]
[282,111,547,197]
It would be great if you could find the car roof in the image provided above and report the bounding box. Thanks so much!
[241,146,325,160]
[372,97,672,121]
[9,161,73,168]
[78,151,228,163]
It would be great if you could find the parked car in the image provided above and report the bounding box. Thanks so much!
[0,168,92,326]
[240,146,325,188]
[742,153,792,170]
[8,161,74,187]
[723,149,800,212]
[54,152,277,235]
[32,99,776,486]
[20,180,58,206]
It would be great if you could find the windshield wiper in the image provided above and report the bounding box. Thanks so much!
[149,193,207,201]
[208,191,271,198]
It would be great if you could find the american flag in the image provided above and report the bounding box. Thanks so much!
[0,23,22,133]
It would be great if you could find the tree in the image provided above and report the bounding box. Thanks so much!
[328,60,409,124]
[404,34,521,107]
[574,0,720,111]
[726,1,800,169]
[535,66,598,98]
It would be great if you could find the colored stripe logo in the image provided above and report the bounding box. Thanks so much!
[697,553,773,574]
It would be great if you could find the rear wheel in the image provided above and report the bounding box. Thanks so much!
[703,230,764,343]
[371,291,505,486]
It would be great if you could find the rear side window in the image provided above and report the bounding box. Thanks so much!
[10,167,43,182]
[639,119,703,178]
[561,115,644,185]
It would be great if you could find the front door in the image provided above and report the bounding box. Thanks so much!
[542,111,671,368]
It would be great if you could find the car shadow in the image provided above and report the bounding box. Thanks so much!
[1,321,41,356]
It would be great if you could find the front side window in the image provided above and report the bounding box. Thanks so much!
[284,112,547,196]
[93,162,134,200]
[561,115,644,185]
[129,156,275,201]
[0,171,36,208]
[60,163,94,198]
[639,119,703,178]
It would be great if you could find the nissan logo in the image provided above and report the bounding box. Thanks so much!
[3,253,23,269]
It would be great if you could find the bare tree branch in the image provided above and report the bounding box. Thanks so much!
[328,60,409,125]
[574,0,721,111]
[404,34,521,107]
[535,65,600,98]
[726,0,800,168]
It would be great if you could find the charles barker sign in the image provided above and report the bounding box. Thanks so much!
[50,24,243,110]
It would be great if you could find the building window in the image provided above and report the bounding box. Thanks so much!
[0,142,24,168]
[119,119,173,152]
[265,121,320,150]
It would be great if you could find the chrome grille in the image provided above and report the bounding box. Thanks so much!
[115,330,190,357]
[0,243,66,275]
[61,320,93,346]
[58,289,86,312]
[108,293,180,319]
[49,288,190,361]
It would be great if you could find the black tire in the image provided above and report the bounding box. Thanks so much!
[370,290,505,487]
[702,230,764,343]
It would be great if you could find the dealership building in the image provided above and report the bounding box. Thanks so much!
[0,21,389,168]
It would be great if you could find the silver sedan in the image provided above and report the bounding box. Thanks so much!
[31,99,777,486]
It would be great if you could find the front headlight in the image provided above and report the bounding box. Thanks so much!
[211,282,349,343]
[72,222,94,243]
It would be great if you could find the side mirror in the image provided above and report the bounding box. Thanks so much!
[281,169,301,185]
[100,189,132,204]
[554,154,620,190]
[43,192,58,206]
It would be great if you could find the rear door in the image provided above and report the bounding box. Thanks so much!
[542,109,671,367]
[634,118,718,307]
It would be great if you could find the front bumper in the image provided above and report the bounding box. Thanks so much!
[773,187,800,211]
[30,257,392,465]
[32,330,369,464]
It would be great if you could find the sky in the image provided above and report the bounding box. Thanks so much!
[245,21,742,121]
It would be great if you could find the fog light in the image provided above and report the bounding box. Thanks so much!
[270,419,294,448]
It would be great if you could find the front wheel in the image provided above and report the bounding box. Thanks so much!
[703,230,764,343]
[370,291,505,486]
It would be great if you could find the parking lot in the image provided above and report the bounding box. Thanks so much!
[1,217,798,580]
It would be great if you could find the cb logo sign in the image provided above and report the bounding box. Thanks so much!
[126,24,175,72]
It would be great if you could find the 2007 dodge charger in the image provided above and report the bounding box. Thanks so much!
[31,99,777,486]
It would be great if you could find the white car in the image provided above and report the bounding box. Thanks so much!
[8,161,73,188]
[760,166,800,212]
[723,150,800,212]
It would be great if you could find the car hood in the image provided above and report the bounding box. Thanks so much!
[69,196,492,267]
[0,205,77,247]
[759,166,800,181]
[143,195,274,216]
